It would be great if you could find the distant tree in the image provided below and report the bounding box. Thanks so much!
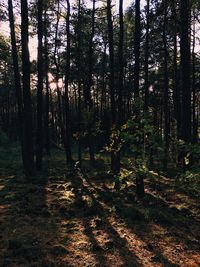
[180,0,191,143]
[8,0,24,160]
[64,0,73,163]
[20,0,35,176]
[36,0,44,171]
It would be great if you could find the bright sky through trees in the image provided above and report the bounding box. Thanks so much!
[0,0,146,60]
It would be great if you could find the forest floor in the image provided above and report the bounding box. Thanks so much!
[0,145,200,267]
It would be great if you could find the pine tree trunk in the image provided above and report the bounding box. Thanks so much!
[77,0,82,167]
[133,0,140,99]
[65,0,73,163]
[44,8,50,155]
[192,14,197,143]
[8,0,25,165]
[163,2,170,171]
[86,0,96,165]
[144,0,149,111]
[114,0,124,174]
[134,0,144,197]
[36,0,44,171]
[180,0,191,142]
[107,0,117,173]
[20,0,35,176]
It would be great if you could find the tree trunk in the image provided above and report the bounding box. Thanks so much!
[36,0,44,171]
[114,0,124,175]
[133,0,141,99]
[20,0,35,176]
[180,0,191,142]
[77,0,82,167]
[172,4,181,139]
[144,0,149,111]
[163,2,170,170]
[107,0,117,173]
[134,0,144,197]
[65,0,73,163]
[86,0,96,165]
[8,0,25,164]
[44,8,50,155]
[192,13,197,143]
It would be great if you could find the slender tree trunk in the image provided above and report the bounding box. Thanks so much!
[133,0,141,99]
[180,0,191,142]
[107,0,117,173]
[86,0,95,109]
[107,0,115,124]
[172,3,181,140]
[77,0,82,167]
[53,0,66,151]
[192,13,197,143]
[86,0,96,165]
[100,42,107,114]
[134,0,144,197]
[65,0,73,163]
[8,0,25,163]
[36,0,44,171]
[118,0,124,128]
[114,0,124,176]
[179,0,191,170]
[144,0,149,111]
[163,2,170,170]
[44,8,50,155]
[20,0,35,176]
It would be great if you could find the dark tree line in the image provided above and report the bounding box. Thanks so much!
[0,0,199,197]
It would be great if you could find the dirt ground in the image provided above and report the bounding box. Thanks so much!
[0,148,200,267]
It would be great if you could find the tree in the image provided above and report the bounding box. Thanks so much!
[180,0,191,143]
[106,0,118,173]
[77,0,82,167]
[64,0,73,163]
[133,0,141,99]
[86,0,96,165]
[8,0,25,163]
[44,5,50,155]
[144,0,150,111]
[163,1,169,170]
[21,0,35,176]
[134,0,144,198]
[36,0,44,171]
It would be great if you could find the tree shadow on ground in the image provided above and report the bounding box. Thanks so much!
[80,167,200,266]
[0,148,71,267]
[1,149,200,267]
[146,170,200,208]
[66,168,139,267]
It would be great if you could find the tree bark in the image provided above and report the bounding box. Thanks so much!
[36,0,44,171]
[192,13,197,143]
[180,0,191,142]
[163,2,170,170]
[44,8,50,155]
[77,0,82,167]
[8,0,25,164]
[133,0,141,99]
[86,0,96,165]
[144,0,149,111]
[65,0,73,163]
[172,3,181,139]
[107,0,118,173]
[20,0,35,176]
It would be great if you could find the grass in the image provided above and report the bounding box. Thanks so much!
[0,144,200,266]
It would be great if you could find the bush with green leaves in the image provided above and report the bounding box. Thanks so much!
[120,104,163,170]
